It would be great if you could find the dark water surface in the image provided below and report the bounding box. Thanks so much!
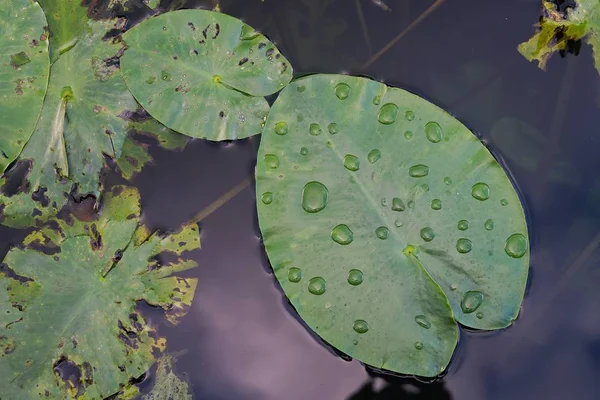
[3,0,600,398]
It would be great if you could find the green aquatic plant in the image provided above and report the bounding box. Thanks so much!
[0,186,200,399]
[520,0,600,73]
[120,9,293,140]
[255,74,530,377]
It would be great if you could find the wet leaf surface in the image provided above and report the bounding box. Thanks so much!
[0,186,199,399]
[256,74,530,377]
[120,9,293,140]
[0,0,50,172]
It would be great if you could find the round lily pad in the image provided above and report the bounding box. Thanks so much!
[0,0,50,172]
[120,9,293,141]
[255,74,530,377]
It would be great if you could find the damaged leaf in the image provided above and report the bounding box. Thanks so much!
[142,353,192,400]
[0,0,50,172]
[519,0,599,72]
[0,186,200,399]
[0,1,137,227]
[120,9,293,141]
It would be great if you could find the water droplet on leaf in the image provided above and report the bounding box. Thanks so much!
[409,164,429,177]
[353,320,369,334]
[456,238,473,254]
[378,103,399,125]
[431,199,442,210]
[264,154,279,168]
[415,342,423,350]
[309,123,322,136]
[368,149,381,164]
[308,277,326,295]
[415,315,431,329]
[300,147,308,155]
[392,197,405,211]
[376,226,389,240]
[331,224,354,245]
[472,182,490,201]
[335,83,351,100]
[302,181,329,213]
[405,110,415,121]
[347,269,363,286]
[504,233,527,258]
[484,219,494,231]
[424,121,443,143]
[457,220,469,231]
[328,123,339,134]
[288,267,302,283]
[274,121,288,135]
[344,154,360,171]
[404,131,413,140]
[420,227,435,242]
[261,192,273,204]
[461,291,483,313]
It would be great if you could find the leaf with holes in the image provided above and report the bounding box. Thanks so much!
[519,0,600,73]
[256,74,530,377]
[120,9,293,141]
[0,186,199,399]
[0,1,138,228]
[0,0,50,172]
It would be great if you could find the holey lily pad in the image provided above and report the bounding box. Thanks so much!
[0,186,200,399]
[0,0,50,172]
[256,74,530,377]
[120,9,293,141]
[0,2,137,228]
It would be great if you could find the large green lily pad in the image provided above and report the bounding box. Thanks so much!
[120,9,293,141]
[0,1,137,228]
[256,74,530,377]
[0,0,50,172]
[519,0,600,73]
[0,186,200,399]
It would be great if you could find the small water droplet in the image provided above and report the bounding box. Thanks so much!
[476,312,484,319]
[309,123,322,136]
[450,284,457,291]
[347,269,363,286]
[414,342,423,350]
[457,220,469,231]
[378,103,399,125]
[353,320,369,334]
[424,121,443,143]
[274,121,288,135]
[297,85,306,92]
[300,147,308,155]
[392,197,405,211]
[501,198,508,206]
[302,181,329,213]
[344,154,360,171]
[461,291,484,313]
[372,95,381,105]
[368,149,381,164]
[408,200,415,209]
[264,154,279,168]
[444,177,452,185]
[415,315,431,329]
[394,219,404,227]
[409,164,429,178]
[404,131,413,140]
[376,226,389,240]
[335,83,351,100]
[431,199,442,210]
[472,182,490,201]
[484,219,494,231]
[353,339,358,345]
[328,123,339,134]
[504,233,527,258]
[308,277,326,295]
[331,224,354,245]
[456,238,473,254]
[405,110,415,121]
[381,198,389,206]
[261,192,273,204]
[420,227,435,242]
[288,267,302,283]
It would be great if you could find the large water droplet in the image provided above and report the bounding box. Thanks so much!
[405,110,415,121]
[335,83,351,100]
[456,238,473,254]
[309,123,322,136]
[331,224,354,245]
[424,121,443,143]
[414,342,423,350]
[461,291,484,313]
[484,219,494,231]
[302,181,329,213]
[472,182,490,201]
[392,197,405,211]
[328,123,339,134]
[431,199,442,210]
[353,320,369,334]
[420,227,435,242]
[264,154,279,168]
[368,149,381,164]
[308,277,326,295]
[378,103,399,125]
[344,154,360,171]
[274,121,288,135]
[300,147,308,155]
[504,233,527,258]
[288,267,302,283]
[347,269,363,286]
[457,220,469,231]
[261,192,273,204]
[415,315,431,329]
[376,226,389,240]
[409,164,429,178]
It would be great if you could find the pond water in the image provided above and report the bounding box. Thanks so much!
[2,0,600,399]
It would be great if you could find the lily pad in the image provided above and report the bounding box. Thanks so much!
[519,0,600,73]
[142,353,192,400]
[255,74,530,377]
[0,186,200,399]
[0,1,137,227]
[0,0,50,172]
[120,9,293,140]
